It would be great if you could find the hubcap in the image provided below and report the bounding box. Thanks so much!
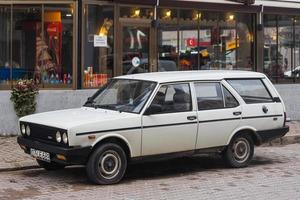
[99,150,121,180]
[232,138,250,163]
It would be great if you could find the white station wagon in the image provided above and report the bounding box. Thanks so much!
[18,71,289,185]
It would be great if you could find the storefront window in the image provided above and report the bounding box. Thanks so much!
[263,15,277,80]
[120,6,153,19]
[199,12,217,70]
[295,16,300,79]
[0,6,11,88]
[12,5,42,85]
[178,9,199,70]
[157,9,255,72]
[278,15,293,82]
[236,13,255,71]
[219,12,237,70]
[41,5,73,87]
[122,26,150,75]
[264,14,299,83]
[200,12,237,70]
[7,3,74,89]
[158,8,178,71]
[83,4,114,88]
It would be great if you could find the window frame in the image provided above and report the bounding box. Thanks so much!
[226,78,275,104]
[193,81,240,111]
[194,81,224,111]
[145,81,193,115]
[221,84,240,108]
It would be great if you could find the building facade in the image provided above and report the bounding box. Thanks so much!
[0,0,300,134]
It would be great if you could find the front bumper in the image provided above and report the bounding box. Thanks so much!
[256,126,290,144]
[17,136,92,165]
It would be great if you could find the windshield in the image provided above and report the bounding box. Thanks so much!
[85,79,157,113]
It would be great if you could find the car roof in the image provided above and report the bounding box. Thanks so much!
[115,70,266,83]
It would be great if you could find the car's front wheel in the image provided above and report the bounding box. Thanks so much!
[36,160,65,171]
[223,134,254,168]
[86,143,127,185]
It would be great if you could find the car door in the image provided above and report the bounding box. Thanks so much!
[142,83,198,156]
[226,78,285,130]
[195,81,242,149]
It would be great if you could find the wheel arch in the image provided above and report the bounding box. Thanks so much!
[90,134,133,161]
[227,126,262,146]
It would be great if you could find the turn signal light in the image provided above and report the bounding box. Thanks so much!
[88,135,96,140]
[56,154,66,161]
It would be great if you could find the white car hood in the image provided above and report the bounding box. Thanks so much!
[19,107,137,131]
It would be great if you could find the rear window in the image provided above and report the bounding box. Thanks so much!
[227,79,273,104]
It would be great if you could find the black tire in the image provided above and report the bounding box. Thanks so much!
[86,143,127,185]
[223,133,254,168]
[36,160,65,171]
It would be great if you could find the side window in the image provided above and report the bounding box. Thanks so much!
[195,82,224,110]
[227,79,273,104]
[149,83,192,114]
[222,86,239,108]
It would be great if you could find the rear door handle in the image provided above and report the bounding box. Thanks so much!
[233,111,242,116]
[262,106,269,114]
[187,116,197,121]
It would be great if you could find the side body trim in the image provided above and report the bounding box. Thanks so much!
[76,115,283,136]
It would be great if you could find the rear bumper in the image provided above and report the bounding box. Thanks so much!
[256,126,290,144]
[17,136,92,165]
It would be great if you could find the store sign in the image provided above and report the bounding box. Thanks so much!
[186,38,210,47]
[132,57,141,67]
[94,35,107,47]
[187,38,197,47]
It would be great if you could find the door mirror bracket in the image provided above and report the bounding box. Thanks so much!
[144,104,162,115]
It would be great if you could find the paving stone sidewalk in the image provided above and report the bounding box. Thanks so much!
[0,121,299,171]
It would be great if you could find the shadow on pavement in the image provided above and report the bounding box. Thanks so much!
[18,154,282,185]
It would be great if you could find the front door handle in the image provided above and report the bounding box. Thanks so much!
[233,111,242,116]
[187,116,197,121]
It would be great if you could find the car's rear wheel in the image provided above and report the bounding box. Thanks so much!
[223,134,254,168]
[86,143,127,185]
[36,160,65,171]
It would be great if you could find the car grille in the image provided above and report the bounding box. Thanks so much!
[22,122,67,146]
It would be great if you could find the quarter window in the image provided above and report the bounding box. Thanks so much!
[223,86,239,108]
[149,83,192,114]
[227,79,273,104]
[195,82,224,110]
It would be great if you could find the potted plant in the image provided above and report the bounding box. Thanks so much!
[10,80,39,117]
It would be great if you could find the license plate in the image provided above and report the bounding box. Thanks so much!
[30,148,51,163]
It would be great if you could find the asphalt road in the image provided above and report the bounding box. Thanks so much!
[0,144,300,200]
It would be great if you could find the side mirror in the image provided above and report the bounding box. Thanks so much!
[144,104,162,115]
[273,97,281,103]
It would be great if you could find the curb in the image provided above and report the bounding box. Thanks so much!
[263,134,300,147]
[0,165,40,173]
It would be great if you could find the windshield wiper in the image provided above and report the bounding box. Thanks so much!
[94,104,116,110]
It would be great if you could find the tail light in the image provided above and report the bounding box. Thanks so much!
[283,112,287,127]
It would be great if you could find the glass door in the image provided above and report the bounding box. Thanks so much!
[120,23,153,75]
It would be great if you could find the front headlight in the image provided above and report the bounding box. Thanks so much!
[21,124,26,135]
[26,126,31,136]
[56,131,62,143]
[62,133,68,144]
